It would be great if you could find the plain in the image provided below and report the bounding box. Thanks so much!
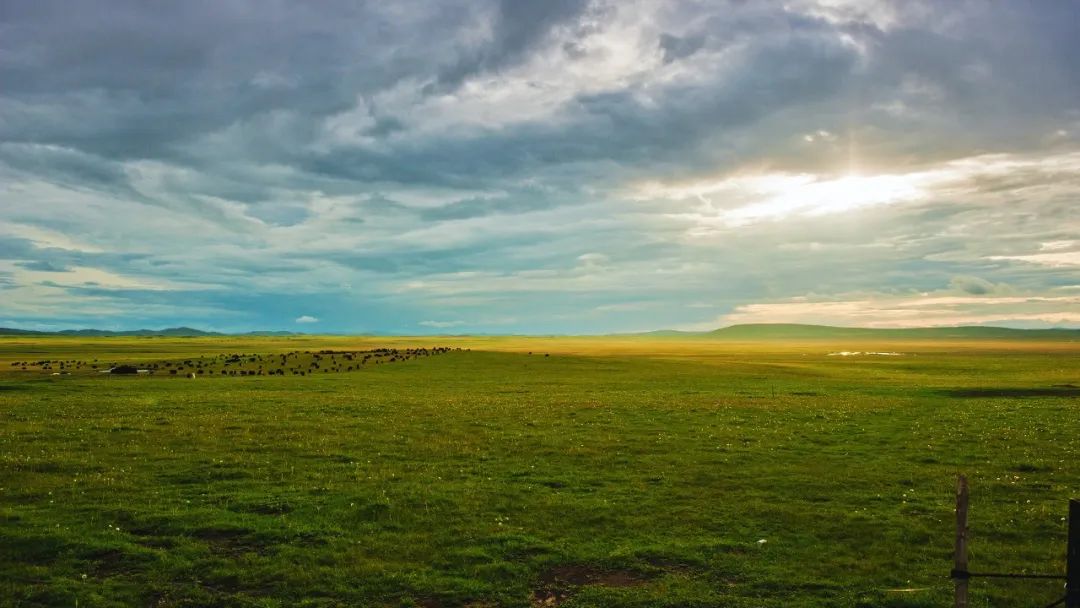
[1,335,1078,607]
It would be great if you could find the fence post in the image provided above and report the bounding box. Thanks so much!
[1067,499,1079,608]
[954,475,969,608]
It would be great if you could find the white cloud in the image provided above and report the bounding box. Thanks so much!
[576,252,610,268]
[356,2,669,140]
[295,315,319,324]
[418,320,466,328]
[635,170,937,231]
[989,252,1080,268]
[699,293,1080,329]
[632,151,1080,243]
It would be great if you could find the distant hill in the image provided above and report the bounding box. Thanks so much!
[0,327,312,337]
[705,323,1080,340]
[0,326,223,337]
[0,327,45,336]
[2,323,1076,340]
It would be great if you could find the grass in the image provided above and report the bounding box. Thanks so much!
[1,336,1078,607]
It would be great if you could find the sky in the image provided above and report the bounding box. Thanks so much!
[1,0,1079,334]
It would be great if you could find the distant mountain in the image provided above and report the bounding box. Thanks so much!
[705,323,1080,340]
[2,323,1076,339]
[0,326,223,337]
[0,327,45,335]
[0,326,311,337]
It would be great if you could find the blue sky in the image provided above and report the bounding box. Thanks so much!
[1,0,1078,333]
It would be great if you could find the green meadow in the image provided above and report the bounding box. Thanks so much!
[1,336,1078,607]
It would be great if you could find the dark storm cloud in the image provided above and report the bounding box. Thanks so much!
[295,29,858,192]
[430,0,594,92]
[2,0,863,189]
[0,1,478,157]
[0,143,135,197]
[658,32,705,63]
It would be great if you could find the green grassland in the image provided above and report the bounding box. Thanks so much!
[1,336,1078,607]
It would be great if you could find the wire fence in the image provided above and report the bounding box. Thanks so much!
[951,475,1078,608]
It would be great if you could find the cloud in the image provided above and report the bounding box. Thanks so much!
[949,276,1011,296]
[430,0,594,92]
[14,260,69,272]
[0,2,1078,332]
[989,252,1080,268]
[658,32,705,64]
[418,320,466,328]
[576,253,610,268]
[294,315,319,324]
[704,292,1080,330]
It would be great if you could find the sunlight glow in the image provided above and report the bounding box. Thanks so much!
[636,169,934,231]
[636,152,1080,234]
[722,173,927,225]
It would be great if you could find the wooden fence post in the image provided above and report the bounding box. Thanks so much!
[954,475,969,608]
[1067,499,1079,608]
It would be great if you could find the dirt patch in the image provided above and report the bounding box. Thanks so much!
[940,387,1080,398]
[81,547,149,578]
[134,536,176,550]
[192,526,271,557]
[531,565,648,606]
[639,555,697,573]
[413,599,497,608]
[85,548,127,577]
[229,500,293,516]
[287,530,329,547]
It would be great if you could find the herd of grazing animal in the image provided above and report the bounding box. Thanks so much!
[8,347,464,379]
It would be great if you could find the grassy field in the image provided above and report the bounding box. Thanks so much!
[1,336,1078,607]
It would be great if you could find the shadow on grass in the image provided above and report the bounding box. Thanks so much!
[940,386,1080,398]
